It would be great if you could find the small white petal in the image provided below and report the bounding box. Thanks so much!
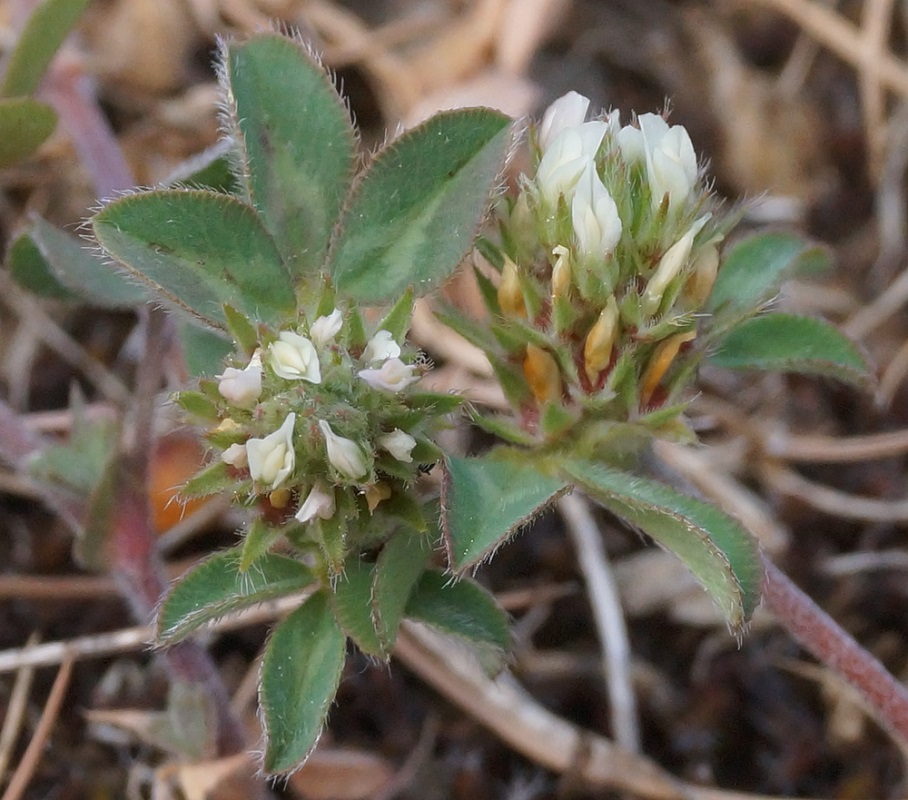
[269,331,321,383]
[246,413,296,490]
[642,217,708,316]
[378,429,417,463]
[571,163,622,259]
[309,309,343,349]
[362,330,401,363]
[217,355,262,408]
[295,481,336,523]
[318,420,369,480]
[535,121,608,207]
[357,358,419,393]
[537,91,590,152]
[221,442,248,468]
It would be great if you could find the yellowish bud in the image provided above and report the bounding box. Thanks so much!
[583,297,619,383]
[523,344,562,405]
[269,488,291,509]
[551,245,571,299]
[498,257,526,318]
[365,481,393,512]
[215,418,241,433]
[680,244,719,308]
[640,330,696,406]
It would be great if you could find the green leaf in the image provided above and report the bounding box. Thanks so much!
[25,215,148,307]
[239,517,284,571]
[6,229,76,300]
[176,321,233,377]
[330,559,383,656]
[0,98,56,168]
[92,190,294,328]
[156,548,316,644]
[708,232,828,317]
[261,592,346,773]
[442,453,568,572]
[331,108,512,302]
[373,528,433,650]
[166,141,237,192]
[559,459,763,634]
[709,313,873,389]
[223,34,356,276]
[405,569,510,671]
[0,0,91,97]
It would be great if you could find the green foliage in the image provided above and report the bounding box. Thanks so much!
[0,98,57,168]
[442,453,568,571]
[329,559,383,656]
[330,109,512,302]
[6,229,76,300]
[93,190,294,328]
[709,313,873,389]
[176,323,233,378]
[223,35,356,277]
[0,0,91,97]
[373,528,433,650]
[559,459,763,634]
[260,592,346,773]
[157,549,316,644]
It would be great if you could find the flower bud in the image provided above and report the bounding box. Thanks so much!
[680,243,720,308]
[319,420,369,480]
[571,163,622,260]
[295,481,336,524]
[498,256,526,318]
[365,481,393,512]
[362,330,400,364]
[309,309,343,348]
[538,91,590,152]
[269,488,291,509]
[535,122,607,207]
[523,344,562,405]
[357,357,419,393]
[217,352,262,407]
[246,413,296,490]
[551,245,571,299]
[269,331,321,383]
[583,296,619,383]
[641,218,706,317]
[221,442,248,468]
[640,331,696,406]
[378,429,417,463]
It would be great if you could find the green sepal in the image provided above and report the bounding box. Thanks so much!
[475,236,505,271]
[173,390,220,420]
[156,548,317,644]
[223,305,260,355]
[377,287,415,342]
[239,517,285,571]
[260,592,346,773]
[181,461,237,498]
[472,264,501,315]
[467,409,537,446]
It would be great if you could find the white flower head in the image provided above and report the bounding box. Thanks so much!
[571,162,622,260]
[295,481,336,524]
[309,309,343,349]
[358,357,419,393]
[535,121,608,207]
[246,413,296,490]
[318,420,369,480]
[269,331,321,383]
[538,91,590,152]
[378,429,417,463]
[220,442,248,468]
[217,351,262,408]
[362,330,400,364]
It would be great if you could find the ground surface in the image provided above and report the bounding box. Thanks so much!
[2,1,908,798]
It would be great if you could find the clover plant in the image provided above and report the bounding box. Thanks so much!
[73,32,872,773]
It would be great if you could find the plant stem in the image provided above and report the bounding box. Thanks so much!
[762,554,908,748]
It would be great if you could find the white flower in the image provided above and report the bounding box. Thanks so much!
[362,330,400,364]
[246,413,296,490]
[378,429,417,463]
[269,331,321,383]
[221,442,248,468]
[535,121,608,207]
[538,91,590,152]
[217,351,262,407]
[571,162,622,260]
[295,481,336,523]
[318,420,369,480]
[619,114,698,214]
[642,217,707,316]
[309,309,343,348]
[358,357,419,393]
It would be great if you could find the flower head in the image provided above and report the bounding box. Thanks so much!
[362,330,400,364]
[295,481,336,524]
[217,352,262,408]
[318,420,369,480]
[246,413,296,490]
[378,429,417,463]
[309,309,343,349]
[269,331,321,383]
[357,357,419,393]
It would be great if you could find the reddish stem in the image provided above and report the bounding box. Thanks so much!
[762,554,908,746]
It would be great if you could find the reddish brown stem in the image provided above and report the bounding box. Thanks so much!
[762,554,908,746]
